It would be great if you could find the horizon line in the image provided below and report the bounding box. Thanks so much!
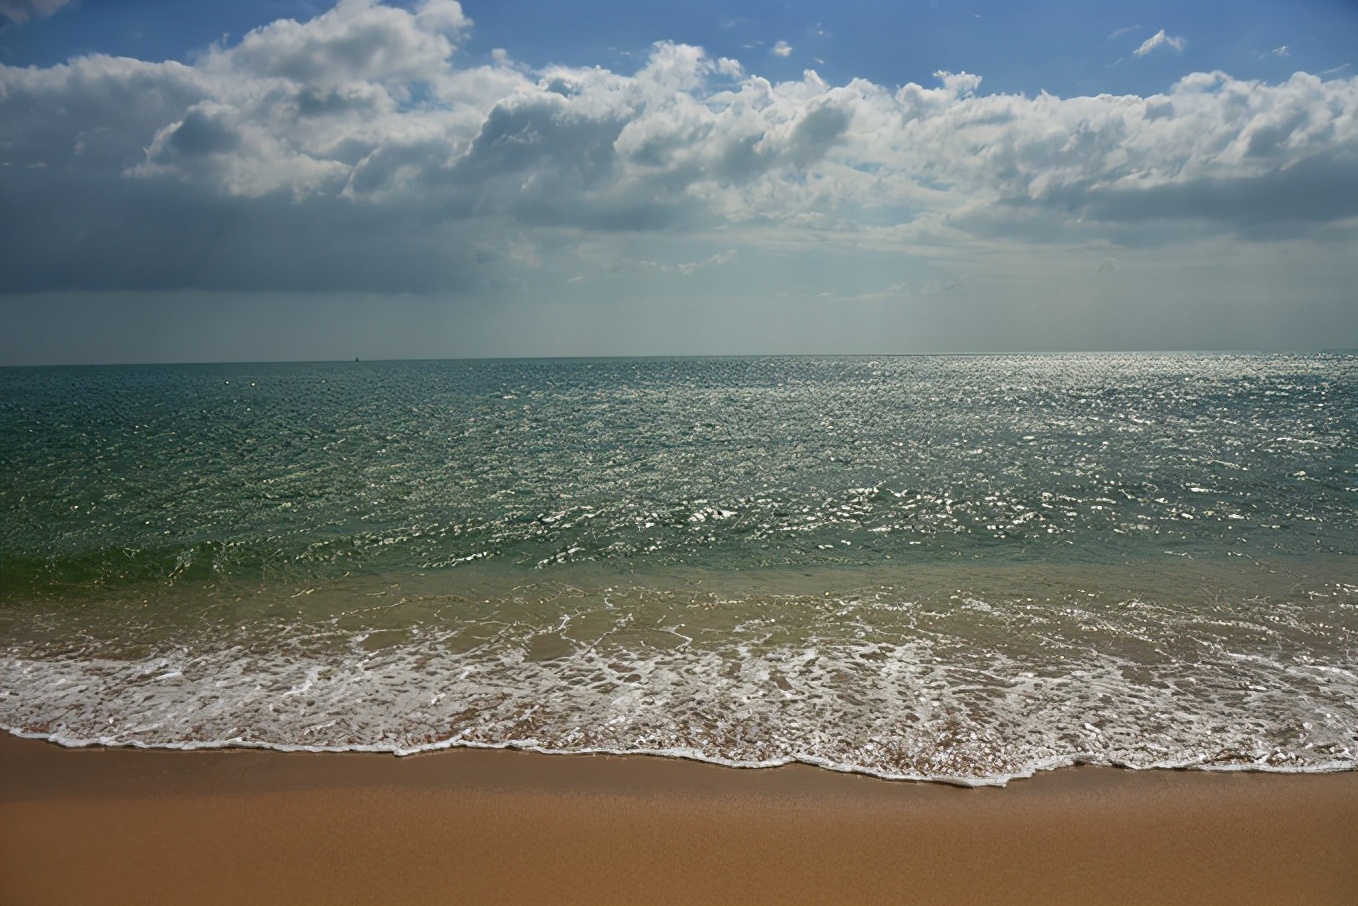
[4,348,1356,369]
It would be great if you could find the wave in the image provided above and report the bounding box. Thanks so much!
[4,567,1354,787]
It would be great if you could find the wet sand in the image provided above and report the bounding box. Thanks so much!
[2,733,1355,905]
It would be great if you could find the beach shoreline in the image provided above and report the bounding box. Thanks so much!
[3,733,1354,905]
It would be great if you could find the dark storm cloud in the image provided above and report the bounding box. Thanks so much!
[1078,152,1358,228]
[782,102,851,166]
[168,105,242,156]
[0,165,488,293]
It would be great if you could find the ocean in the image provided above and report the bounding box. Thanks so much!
[2,354,1354,785]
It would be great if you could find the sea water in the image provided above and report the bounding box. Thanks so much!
[2,354,1354,784]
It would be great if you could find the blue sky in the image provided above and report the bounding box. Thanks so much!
[1,0,1355,363]
[5,1,1352,94]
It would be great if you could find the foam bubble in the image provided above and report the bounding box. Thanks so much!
[4,570,1355,786]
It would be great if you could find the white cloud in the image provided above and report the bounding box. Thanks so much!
[771,41,793,58]
[414,0,471,34]
[1133,29,1187,57]
[640,250,738,275]
[202,0,468,87]
[1,0,1355,304]
[833,273,968,303]
[1273,46,1289,57]
[0,0,73,25]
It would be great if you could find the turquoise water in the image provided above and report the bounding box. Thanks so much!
[2,354,1355,783]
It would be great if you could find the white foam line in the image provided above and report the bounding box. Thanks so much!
[6,726,1354,789]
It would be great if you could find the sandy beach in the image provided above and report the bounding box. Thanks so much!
[1,733,1354,905]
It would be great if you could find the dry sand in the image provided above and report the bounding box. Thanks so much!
[2,732,1355,905]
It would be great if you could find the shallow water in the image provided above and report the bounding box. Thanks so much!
[3,354,1355,783]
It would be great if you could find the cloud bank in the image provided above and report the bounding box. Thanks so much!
[0,0,1354,352]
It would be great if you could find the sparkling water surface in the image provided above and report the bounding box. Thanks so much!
[2,354,1355,783]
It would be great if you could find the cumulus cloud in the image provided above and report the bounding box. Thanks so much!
[203,0,469,86]
[0,0,73,26]
[1133,29,1187,56]
[1,0,1355,298]
[771,41,793,58]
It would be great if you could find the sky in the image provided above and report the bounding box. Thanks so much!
[1,0,1355,364]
